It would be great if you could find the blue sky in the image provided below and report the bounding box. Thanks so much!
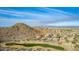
[0,7,79,27]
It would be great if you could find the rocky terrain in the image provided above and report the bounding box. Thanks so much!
[0,23,41,43]
[0,23,79,51]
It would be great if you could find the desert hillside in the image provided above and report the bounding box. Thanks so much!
[0,23,41,43]
[0,23,79,51]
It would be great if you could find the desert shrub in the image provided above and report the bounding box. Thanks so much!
[72,34,79,44]
[42,38,48,41]
[65,37,69,43]
[32,38,41,41]
[75,44,79,48]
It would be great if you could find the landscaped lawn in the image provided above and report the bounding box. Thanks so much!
[6,43,65,50]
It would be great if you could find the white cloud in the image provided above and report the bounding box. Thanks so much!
[0,7,74,19]
[43,8,74,16]
[0,7,77,27]
[47,20,79,26]
[0,9,52,18]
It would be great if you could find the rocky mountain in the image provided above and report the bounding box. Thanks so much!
[0,23,41,43]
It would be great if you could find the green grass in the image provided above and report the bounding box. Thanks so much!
[6,43,65,50]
